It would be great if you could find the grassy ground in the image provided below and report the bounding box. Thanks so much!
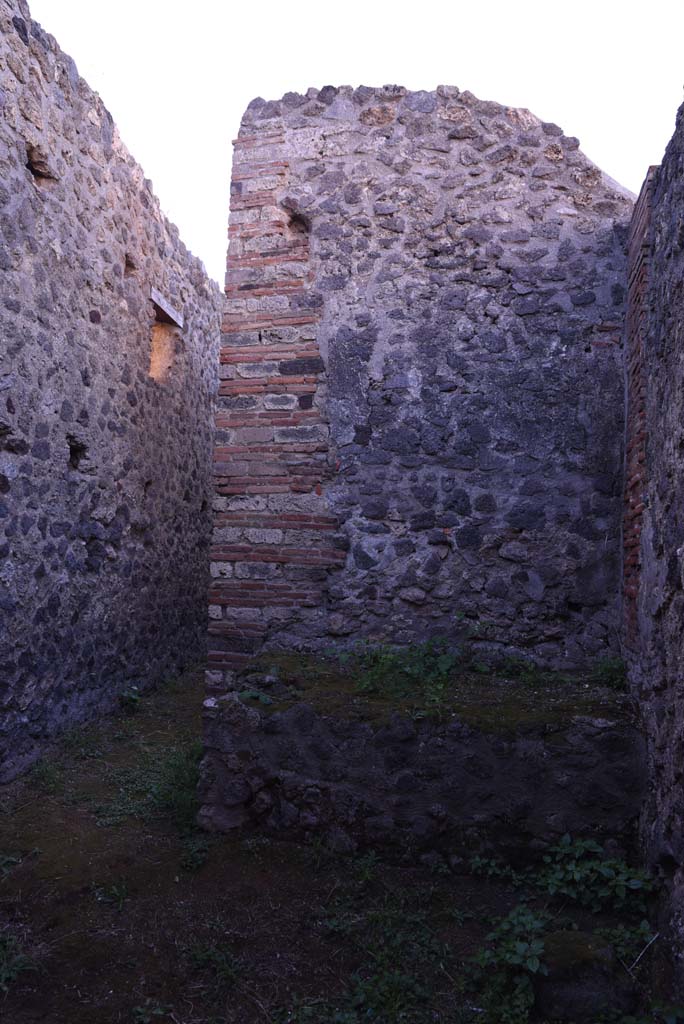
[0,665,666,1023]
[239,648,633,732]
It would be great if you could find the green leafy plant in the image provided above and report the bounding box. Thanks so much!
[470,905,549,1024]
[470,855,525,886]
[61,727,104,760]
[596,919,654,967]
[346,965,429,1020]
[353,638,459,710]
[538,835,653,911]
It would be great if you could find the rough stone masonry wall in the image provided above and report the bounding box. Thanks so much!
[208,85,633,683]
[0,0,221,780]
[624,103,684,987]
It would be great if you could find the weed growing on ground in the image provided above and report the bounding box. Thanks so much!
[471,837,653,913]
[595,1008,684,1024]
[350,851,379,886]
[61,727,104,760]
[537,834,653,911]
[119,685,142,714]
[93,880,129,911]
[180,834,210,872]
[132,1000,170,1022]
[187,943,242,991]
[239,688,274,706]
[469,904,549,1024]
[349,638,460,710]
[461,836,659,1024]
[313,887,453,1023]
[0,849,30,878]
[0,932,35,994]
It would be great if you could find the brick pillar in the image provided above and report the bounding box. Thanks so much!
[623,169,656,650]
[206,130,344,686]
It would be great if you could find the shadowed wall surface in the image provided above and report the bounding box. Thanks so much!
[0,0,221,779]
[624,103,684,987]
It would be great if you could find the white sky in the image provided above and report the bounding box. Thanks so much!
[27,0,684,285]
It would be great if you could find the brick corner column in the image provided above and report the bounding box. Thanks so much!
[205,126,344,692]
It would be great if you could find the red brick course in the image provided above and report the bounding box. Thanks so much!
[208,138,342,675]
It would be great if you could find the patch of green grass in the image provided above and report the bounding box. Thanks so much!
[349,638,460,712]
[246,646,628,735]
[29,758,63,794]
[314,887,453,1023]
[94,739,203,832]
[590,657,628,690]
[497,655,570,687]
[61,727,104,761]
[180,834,210,872]
[187,943,242,991]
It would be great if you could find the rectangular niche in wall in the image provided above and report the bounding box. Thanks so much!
[149,288,184,383]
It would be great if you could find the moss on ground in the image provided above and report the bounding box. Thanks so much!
[241,650,633,735]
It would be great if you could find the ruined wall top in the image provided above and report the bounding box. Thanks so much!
[238,83,632,204]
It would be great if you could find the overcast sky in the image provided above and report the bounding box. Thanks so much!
[27,0,684,285]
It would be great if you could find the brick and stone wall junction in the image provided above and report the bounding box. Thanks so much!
[208,84,634,685]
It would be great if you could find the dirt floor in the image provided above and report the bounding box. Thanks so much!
[0,667,670,1024]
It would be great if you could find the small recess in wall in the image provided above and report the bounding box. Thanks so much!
[149,288,182,383]
[25,143,58,185]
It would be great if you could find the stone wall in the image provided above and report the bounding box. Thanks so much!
[208,85,633,683]
[624,103,684,986]
[199,680,644,856]
[0,0,221,780]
